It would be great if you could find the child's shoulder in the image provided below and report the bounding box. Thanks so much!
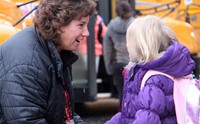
[123,63,137,79]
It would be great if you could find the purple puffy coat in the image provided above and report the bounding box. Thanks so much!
[106,41,195,124]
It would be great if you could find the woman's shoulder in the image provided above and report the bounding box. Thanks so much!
[1,27,50,71]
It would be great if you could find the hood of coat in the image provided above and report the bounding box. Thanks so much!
[108,16,134,34]
[138,40,195,77]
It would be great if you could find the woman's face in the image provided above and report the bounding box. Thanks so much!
[58,16,90,51]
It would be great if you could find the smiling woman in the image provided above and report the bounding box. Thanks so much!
[58,16,90,51]
[0,0,96,124]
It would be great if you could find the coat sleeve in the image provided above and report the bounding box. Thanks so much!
[1,65,49,124]
[73,112,85,124]
[103,29,114,75]
[106,74,175,124]
[105,112,122,124]
[132,75,174,124]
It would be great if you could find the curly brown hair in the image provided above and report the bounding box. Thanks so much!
[33,0,96,45]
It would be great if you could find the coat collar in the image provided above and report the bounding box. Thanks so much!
[47,40,78,79]
[34,25,78,78]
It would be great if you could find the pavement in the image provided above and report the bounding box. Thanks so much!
[75,97,119,124]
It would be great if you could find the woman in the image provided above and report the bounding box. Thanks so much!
[103,1,135,110]
[0,0,96,123]
[106,15,195,124]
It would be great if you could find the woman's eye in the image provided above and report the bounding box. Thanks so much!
[79,24,84,27]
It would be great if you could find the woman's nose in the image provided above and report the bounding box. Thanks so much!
[82,28,89,37]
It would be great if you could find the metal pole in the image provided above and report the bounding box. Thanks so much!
[87,13,97,101]
[13,6,38,27]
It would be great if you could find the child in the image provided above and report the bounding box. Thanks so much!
[105,15,195,124]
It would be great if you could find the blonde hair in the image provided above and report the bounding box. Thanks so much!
[126,15,176,64]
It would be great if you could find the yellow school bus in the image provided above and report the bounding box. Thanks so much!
[0,0,38,43]
[0,0,22,43]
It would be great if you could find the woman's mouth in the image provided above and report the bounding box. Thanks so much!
[76,39,80,43]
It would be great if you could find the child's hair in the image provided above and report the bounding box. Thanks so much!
[126,15,176,63]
